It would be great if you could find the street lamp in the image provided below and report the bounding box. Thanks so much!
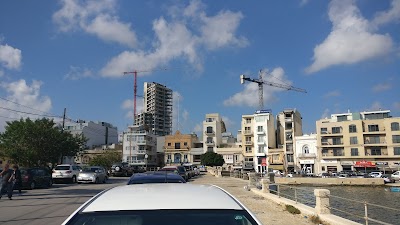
[145,154,148,171]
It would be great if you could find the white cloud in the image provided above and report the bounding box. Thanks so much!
[223,67,290,108]
[372,82,392,92]
[53,0,137,48]
[121,98,144,120]
[371,0,400,28]
[221,116,235,132]
[0,79,52,132]
[100,1,247,77]
[300,0,310,7]
[324,90,341,98]
[0,44,22,70]
[305,0,393,74]
[64,66,94,80]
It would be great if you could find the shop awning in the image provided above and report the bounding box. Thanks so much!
[354,160,376,168]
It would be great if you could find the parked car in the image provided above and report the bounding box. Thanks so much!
[369,171,383,178]
[198,165,207,172]
[110,163,133,177]
[159,166,188,181]
[52,164,82,183]
[382,175,395,184]
[20,167,53,189]
[77,166,107,184]
[61,183,262,225]
[183,164,196,178]
[391,171,400,181]
[127,172,186,184]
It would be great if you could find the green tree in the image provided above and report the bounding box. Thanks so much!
[200,152,224,167]
[0,118,87,167]
[89,150,122,170]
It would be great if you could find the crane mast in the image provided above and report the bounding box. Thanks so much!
[240,69,307,110]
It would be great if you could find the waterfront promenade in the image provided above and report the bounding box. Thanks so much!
[191,173,315,225]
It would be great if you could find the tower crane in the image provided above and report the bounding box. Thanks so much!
[123,68,168,123]
[240,69,307,110]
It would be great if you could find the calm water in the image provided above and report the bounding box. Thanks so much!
[277,185,400,225]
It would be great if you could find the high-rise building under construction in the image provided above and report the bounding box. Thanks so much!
[135,82,173,136]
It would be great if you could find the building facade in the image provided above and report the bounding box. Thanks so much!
[203,113,226,153]
[164,131,200,165]
[294,134,317,175]
[142,82,173,136]
[63,120,118,149]
[316,110,400,173]
[276,109,303,173]
[122,125,157,167]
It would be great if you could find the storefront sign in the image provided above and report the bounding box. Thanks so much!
[354,160,376,168]
[300,160,314,164]
[261,158,267,166]
[340,161,354,166]
[321,160,337,164]
[376,162,388,166]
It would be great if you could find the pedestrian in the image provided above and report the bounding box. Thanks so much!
[0,163,14,200]
[11,165,22,195]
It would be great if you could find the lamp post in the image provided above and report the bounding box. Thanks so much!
[145,154,148,171]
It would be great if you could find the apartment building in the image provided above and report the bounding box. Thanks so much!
[122,125,157,167]
[316,110,400,173]
[164,131,200,165]
[294,134,317,175]
[63,120,118,149]
[142,82,173,136]
[241,110,276,173]
[203,113,226,153]
[276,109,303,173]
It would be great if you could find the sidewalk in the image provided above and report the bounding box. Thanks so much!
[191,174,314,225]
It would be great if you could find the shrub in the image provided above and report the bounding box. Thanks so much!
[285,205,301,214]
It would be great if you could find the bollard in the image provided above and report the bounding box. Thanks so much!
[217,168,222,177]
[314,189,331,214]
[261,179,270,193]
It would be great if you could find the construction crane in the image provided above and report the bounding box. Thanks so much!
[240,69,307,110]
[123,68,168,123]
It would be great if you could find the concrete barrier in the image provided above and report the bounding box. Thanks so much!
[275,177,385,185]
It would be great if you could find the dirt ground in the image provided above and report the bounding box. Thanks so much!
[191,173,314,225]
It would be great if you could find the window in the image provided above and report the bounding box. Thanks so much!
[394,147,400,155]
[167,143,171,146]
[321,138,328,145]
[184,142,187,146]
[245,137,252,142]
[368,124,379,132]
[285,132,292,141]
[167,154,171,159]
[258,146,264,153]
[207,147,213,152]
[206,126,213,133]
[322,149,328,156]
[350,137,358,145]
[257,136,264,142]
[351,148,358,156]
[302,145,309,154]
[286,154,294,162]
[234,155,239,162]
[257,126,263,132]
[245,118,251,124]
[332,127,341,134]
[332,137,342,145]
[393,135,400,144]
[175,143,181,149]
[193,155,201,161]
[206,118,214,122]
[320,127,328,134]
[367,136,380,144]
[207,137,213,143]
[337,115,347,122]
[245,147,252,153]
[371,148,382,155]
[333,149,344,156]
[349,124,357,133]
[391,122,400,131]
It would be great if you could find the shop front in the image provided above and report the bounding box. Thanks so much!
[354,160,376,172]
[256,157,268,174]
[299,159,315,175]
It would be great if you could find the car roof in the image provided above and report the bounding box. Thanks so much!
[127,172,185,183]
[82,184,243,212]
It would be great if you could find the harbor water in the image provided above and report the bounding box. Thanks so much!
[278,185,400,225]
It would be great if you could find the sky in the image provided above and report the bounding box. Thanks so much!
[0,0,399,137]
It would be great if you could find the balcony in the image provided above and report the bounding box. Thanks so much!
[244,162,254,169]
[132,150,147,154]
[286,162,294,166]
[243,130,253,135]
[206,141,215,146]
[256,130,265,134]
[297,153,316,158]
[136,140,147,145]
[257,140,265,145]
[245,141,253,145]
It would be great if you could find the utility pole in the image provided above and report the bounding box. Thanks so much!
[62,108,66,133]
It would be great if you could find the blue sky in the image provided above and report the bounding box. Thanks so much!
[0,0,399,137]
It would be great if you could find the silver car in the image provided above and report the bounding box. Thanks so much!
[77,166,107,184]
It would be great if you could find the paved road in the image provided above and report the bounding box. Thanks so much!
[0,174,313,225]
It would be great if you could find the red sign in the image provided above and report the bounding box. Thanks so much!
[354,160,376,168]
[261,158,267,166]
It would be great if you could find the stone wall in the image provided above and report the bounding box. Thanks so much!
[275,177,385,185]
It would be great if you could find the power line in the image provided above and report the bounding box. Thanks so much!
[0,106,62,118]
[0,96,59,117]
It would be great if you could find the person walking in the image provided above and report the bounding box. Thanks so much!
[11,165,22,195]
[0,163,14,200]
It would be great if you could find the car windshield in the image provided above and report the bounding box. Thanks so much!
[82,167,99,172]
[55,166,70,170]
[64,209,257,225]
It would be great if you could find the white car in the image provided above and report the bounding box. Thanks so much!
[369,172,383,178]
[52,164,81,183]
[391,171,400,181]
[62,183,262,225]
